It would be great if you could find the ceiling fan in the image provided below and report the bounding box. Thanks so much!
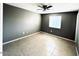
[37,4,53,11]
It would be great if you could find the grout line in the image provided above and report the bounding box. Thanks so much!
[3,32,40,45]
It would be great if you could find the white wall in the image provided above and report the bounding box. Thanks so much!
[75,10,79,54]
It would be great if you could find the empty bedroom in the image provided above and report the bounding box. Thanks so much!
[3,3,79,56]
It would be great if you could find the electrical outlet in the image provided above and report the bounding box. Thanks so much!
[50,29,52,32]
[22,32,25,35]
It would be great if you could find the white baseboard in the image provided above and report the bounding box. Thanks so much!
[40,31,75,43]
[3,32,40,45]
[3,31,75,45]
[54,35,75,43]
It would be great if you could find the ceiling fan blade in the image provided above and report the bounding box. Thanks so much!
[38,5,43,8]
[47,5,52,8]
[38,3,44,8]
[40,3,44,6]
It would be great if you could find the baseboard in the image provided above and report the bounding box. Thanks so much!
[54,35,75,43]
[3,32,40,45]
[40,31,75,43]
[3,31,75,45]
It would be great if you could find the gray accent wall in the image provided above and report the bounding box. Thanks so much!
[3,4,41,43]
[41,12,78,40]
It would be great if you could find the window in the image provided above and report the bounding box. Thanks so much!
[49,16,62,29]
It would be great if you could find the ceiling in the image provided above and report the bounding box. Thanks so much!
[8,3,79,14]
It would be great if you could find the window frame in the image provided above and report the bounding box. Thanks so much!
[49,15,62,29]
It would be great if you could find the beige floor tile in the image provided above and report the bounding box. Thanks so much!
[3,32,77,56]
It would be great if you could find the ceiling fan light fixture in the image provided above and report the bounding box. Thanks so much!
[37,4,53,11]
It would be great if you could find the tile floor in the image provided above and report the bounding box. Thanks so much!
[3,32,77,56]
